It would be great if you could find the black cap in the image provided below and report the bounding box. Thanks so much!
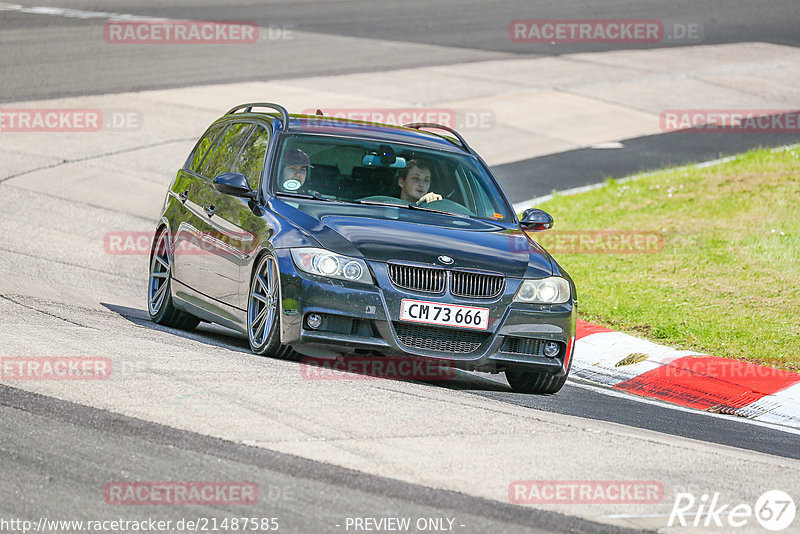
[284,148,313,167]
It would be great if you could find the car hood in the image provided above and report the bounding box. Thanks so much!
[272,200,553,278]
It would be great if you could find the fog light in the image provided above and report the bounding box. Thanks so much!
[307,313,323,329]
[543,341,560,358]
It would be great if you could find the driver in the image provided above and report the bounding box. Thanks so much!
[279,148,313,191]
[397,159,442,204]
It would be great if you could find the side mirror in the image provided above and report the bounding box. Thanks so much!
[520,208,554,231]
[213,172,255,198]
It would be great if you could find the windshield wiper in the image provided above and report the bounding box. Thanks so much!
[277,194,469,218]
[354,199,468,218]
[352,199,407,208]
[409,203,468,217]
[276,191,333,202]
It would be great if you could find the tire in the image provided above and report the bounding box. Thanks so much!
[247,253,298,359]
[505,368,567,394]
[147,227,201,330]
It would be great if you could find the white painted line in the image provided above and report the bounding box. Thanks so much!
[512,142,800,212]
[18,6,164,21]
[694,155,737,168]
[600,513,671,519]
[11,5,295,43]
[601,511,723,519]
[513,182,608,212]
[588,141,624,149]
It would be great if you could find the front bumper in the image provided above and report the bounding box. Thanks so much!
[275,250,577,375]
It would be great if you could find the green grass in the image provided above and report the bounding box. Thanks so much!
[533,146,800,372]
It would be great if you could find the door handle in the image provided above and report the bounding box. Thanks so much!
[178,190,188,203]
[204,204,215,217]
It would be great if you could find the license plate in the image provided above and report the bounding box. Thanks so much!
[399,299,489,330]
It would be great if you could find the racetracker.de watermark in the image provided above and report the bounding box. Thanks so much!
[509,480,664,504]
[104,20,293,44]
[0,517,279,532]
[522,231,664,254]
[104,482,258,505]
[660,109,800,133]
[661,357,800,380]
[509,20,702,44]
[104,230,258,256]
[0,357,111,380]
[300,357,457,381]
[0,108,143,132]
[300,108,496,131]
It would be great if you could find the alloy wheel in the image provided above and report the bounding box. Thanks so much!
[148,230,171,315]
[248,255,279,348]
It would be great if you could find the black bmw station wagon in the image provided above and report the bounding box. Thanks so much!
[148,103,577,393]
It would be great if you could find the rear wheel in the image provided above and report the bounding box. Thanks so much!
[148,228,200,330]
[505,368,567,394]
[247,254,297,359]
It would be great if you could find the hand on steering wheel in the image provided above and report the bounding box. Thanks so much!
[416,192,443,204]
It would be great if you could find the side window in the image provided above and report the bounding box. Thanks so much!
[231,125,270,190]
[187,125,223,173]
[201,123,253,180]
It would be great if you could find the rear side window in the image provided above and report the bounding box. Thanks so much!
[188,124,224,172]
[201,123,253,179]
[231,125,270,190]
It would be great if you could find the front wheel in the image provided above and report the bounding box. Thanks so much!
[247,254,297,359]
[505,369,567,394]
[147,227,200,330]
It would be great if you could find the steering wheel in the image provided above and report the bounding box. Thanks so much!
[423,198,475,217]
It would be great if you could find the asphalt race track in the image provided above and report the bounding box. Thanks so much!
[3,0,800,102]
[1,2,800,533]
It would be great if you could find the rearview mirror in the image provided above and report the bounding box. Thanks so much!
[520,208,554,231]
[362,153,407,168]
[213,172,255,198]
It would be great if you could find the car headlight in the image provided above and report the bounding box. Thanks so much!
[291,248,372,284]
[513,277,571,304]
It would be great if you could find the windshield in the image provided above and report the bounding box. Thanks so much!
[270,134,513,221]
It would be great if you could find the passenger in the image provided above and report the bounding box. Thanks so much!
[397,159,442,204]
[279,148,313,191]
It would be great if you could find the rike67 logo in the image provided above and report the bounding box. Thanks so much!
[669,490,796,531]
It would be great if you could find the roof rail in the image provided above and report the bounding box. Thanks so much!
[225,103,290,131]
[403,122,471,153]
